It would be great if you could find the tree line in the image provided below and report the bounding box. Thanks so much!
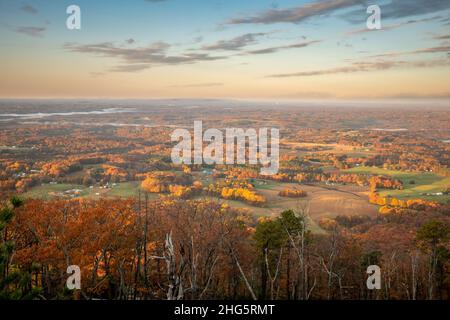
[1,196,449,300]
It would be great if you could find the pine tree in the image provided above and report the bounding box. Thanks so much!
[0,196,42,300]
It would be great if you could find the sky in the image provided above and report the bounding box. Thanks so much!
[0,0,449,99]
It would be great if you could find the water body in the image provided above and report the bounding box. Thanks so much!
[0,108,135,120]
[20,121,180,128]
[370,128,408,132]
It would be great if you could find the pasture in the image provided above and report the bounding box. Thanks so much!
[343,166,450,203]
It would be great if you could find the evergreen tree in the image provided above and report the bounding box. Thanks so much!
[0,197,42,300]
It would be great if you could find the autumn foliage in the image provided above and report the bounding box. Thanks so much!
[278,188,308,198]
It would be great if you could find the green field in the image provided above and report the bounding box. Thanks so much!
[24,182,146,200]
[24,183,88,200]
[107,182,142,198]
[253,179,280,190]
[343,166,450,203]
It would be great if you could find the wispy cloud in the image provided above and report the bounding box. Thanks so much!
[109,64,154,73]
[266,58,450,78]
[433,34,450,40]
[202,33,267,51]
[246,40,321,55]
[170,82,224,88]
[343,0,450,24]
[229,0,362,25]
[15,26,45,37]
[64,41,226,72]
[20,4,38,14]
[371,45,450,58]
[346,15,442,36]
[228,0,450,26]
